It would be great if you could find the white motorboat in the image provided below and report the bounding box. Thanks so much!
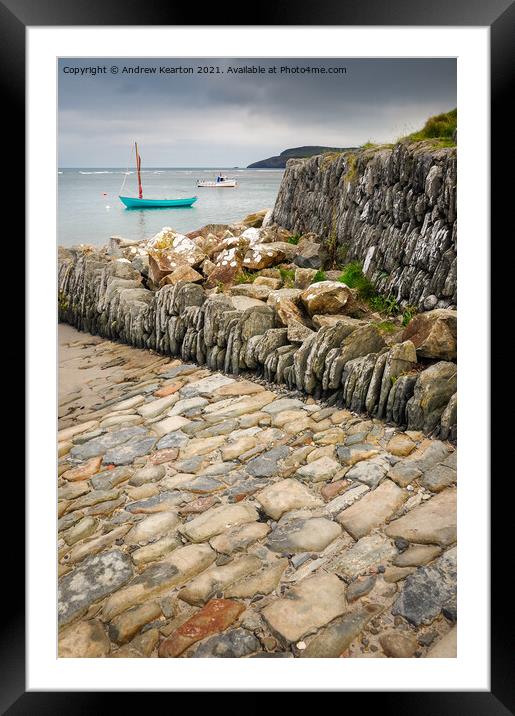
[197,174,238,188]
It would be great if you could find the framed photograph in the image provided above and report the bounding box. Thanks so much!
[4,0,508,710]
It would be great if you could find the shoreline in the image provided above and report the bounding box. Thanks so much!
[58,203,456,440]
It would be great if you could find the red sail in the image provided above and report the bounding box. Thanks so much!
[135,142,143,199]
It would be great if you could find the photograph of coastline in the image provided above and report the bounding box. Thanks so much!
[57,57,457,660]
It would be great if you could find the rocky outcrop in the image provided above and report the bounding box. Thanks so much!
[58,245,456,439]
[271,141,457,310]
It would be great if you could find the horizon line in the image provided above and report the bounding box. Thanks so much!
[57,166,284,170]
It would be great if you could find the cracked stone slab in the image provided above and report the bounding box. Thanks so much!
[255,478,323,520]
[246,446,290,478]
[295,456,342,483]
[108,601,162,645]
[124,512,180,546]
[180,374,235,398]
[91,465,133,490]
[331,533,397,579]
[137,394,180,419]
[58,550,133,626]
[66,525,131,564]
[151,415,191,438]
[262,573,347,643]
[131,534,181,567]
[262,398,306,415]
[209,522,271,555]
[125,491,184,514]
[336,443,380,466]
[337,480,407,540]
[267,517,342,553]
[225,558,288,599]
[385,488,456,547]
[178,555,262,605]
[179,503,259,542]
[103,436,157,466]
[345,457,389,488]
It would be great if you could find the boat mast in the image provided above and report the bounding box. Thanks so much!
[135,142,143,199]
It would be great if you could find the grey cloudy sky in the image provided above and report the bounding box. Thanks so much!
[58,58,456,167]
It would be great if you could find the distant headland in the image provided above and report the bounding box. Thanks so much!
[247,145,356,169]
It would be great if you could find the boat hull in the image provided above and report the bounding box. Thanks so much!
[119,195,197,208]
[196,181,237,188]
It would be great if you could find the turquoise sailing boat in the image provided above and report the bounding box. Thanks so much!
[119,142,197,208]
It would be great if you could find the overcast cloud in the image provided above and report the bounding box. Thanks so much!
[58,58,456,167]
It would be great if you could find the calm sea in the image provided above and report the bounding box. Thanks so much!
[58,168,284,247]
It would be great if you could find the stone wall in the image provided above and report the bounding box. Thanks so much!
[58,248,457,440]
[271,142,457,311]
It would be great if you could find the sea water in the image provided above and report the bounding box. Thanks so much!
[58,168,284,247]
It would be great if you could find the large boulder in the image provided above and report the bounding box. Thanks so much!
[338,324,386,364]
[242,242,297,270]
[300,281,354,316]
[275,298,306,327]
[401,309,457,361]
[241,209,269,228]
[406,361,457,434]
[293,234,322,269]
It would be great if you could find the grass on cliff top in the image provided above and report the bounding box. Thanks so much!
[401,108,457,147]
[359,109,457,150]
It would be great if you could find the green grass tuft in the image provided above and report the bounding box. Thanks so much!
[288,234,302,245]
[337,261,417,320]
[369,294,400,316]
[234,270,257,284]
[374,320,397,334]
[279,268,295,287]
[338,262,376,300]
[311,270,327,283]
[401,305,418,326]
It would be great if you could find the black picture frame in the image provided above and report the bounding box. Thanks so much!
[4,0,509,711]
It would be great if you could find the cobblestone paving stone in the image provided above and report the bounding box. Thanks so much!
[57,326,457,658]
